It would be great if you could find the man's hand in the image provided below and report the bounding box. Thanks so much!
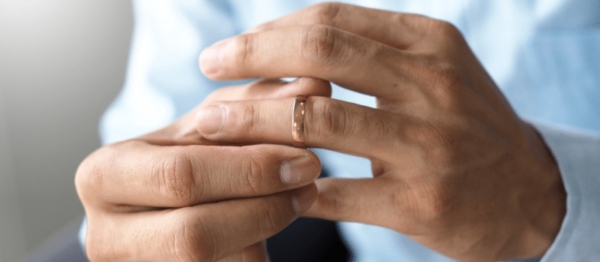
[198,3,566,261]
[75,78,331,261]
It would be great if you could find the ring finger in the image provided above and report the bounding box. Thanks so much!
[196,96,409,160]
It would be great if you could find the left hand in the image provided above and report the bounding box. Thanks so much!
[197,3,566,261]
[76,78,331,262]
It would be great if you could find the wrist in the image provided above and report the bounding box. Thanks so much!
[517,122,567,259]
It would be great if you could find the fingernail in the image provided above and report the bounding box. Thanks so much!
[200,43,224,75]
[280,155,319,186]
[292,187,315,214]
[196,106,225,135]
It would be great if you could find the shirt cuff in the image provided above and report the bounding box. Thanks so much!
[78,217,87,258]
[529,121,600,262]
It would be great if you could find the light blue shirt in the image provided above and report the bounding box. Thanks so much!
[85,0,600,261]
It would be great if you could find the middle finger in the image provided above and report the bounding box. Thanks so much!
[245,3,431,50]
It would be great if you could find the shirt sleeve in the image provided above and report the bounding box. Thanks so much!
[530,121,600,262]
[80,0,239,255]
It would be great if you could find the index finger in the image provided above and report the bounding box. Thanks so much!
[200,25,416,99]
[76,141,321,208]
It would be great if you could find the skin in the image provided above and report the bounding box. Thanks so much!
[197,3,566,262]
[76,3,567,262]
[75,77,334,261]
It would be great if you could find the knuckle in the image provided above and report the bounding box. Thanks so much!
[307,2,343,26]
[240,152,267,194]
[392,13,429,28]
[421,125,453,147]
[301,25,341,64]
[75,143,121,200]
[429,135,459,166]
[428,20,462,41]
[83,227,103,261]
[418,57,464,109]
[239,103,259,134]
[424,19,467,51]
[231,34,254,67]
[406,124,458,165]
[436,20,461,36]
[153,149,197,206]
[432,61,463,92]
[85,247,107,261]
[75,152,103,195]
[396,182,455,228]
[390,14,433,47]
[259,199,289,234]
[317,185,353,218]
[307,98,347,141]
[172,216,216,262]
[84,219,120,261]
[413,183,455,221]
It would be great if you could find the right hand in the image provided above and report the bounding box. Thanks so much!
[75,78,331,261]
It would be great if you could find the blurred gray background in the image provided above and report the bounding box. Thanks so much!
[0,1,132,261]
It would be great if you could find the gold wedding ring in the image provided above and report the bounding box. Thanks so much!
[292,95,307,148]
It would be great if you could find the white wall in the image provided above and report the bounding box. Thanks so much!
[0,87,26,262]
[0,1,132,260]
